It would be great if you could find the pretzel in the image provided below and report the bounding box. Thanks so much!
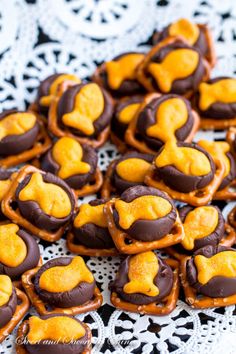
[180,255,236,308]
[0,115,51,168]
[136,36,211,99]
[152,24,216,68]
[30,159,103,197]
[228,205,236,230]
[125,93,200,154]
[101,160,117,198]
[0,287,30,344]
[110,258,179,315]
[66,232,118,257]
[145,159,225,207]
[200,116,236,130]
[213,178,236,200]
[110,131,128,154]
[21,266,103,316]
[12,257,43,290]
[73,168,103,197]
[48,80,111,148]
[1,165,76,242]
[104,199,184,254]
[226,127,236,158]
[166,222,236,261]
[198,24,216,68]
[16,320,92,354]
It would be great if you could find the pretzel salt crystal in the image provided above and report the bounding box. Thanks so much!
[21,266,103,316]
[1,165,76,242]
[110,258,179,315]
[180,256,236,308]
[145,159,225,207]
[48,80,111,148]
[104,199,184,254]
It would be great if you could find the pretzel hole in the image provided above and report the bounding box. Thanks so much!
[45,303,54,312]
[171,226,178,235]
[194,190,205,197]
[124,237,133,245]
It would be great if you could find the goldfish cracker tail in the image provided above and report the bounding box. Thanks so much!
[148,63,171,93]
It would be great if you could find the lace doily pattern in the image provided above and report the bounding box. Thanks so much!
[0,0,236,353]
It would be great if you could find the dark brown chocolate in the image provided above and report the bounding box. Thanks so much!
[109,253,173,305]
[57,83,113,138]
[187,245,236,298]
[41,142,98,190]
[155,142,215,193]
[219,151,236,190]
[111,151,153,193]
[148,40,206,95]
[111,95,143,140]
[0,110,39,156]
[34,257,96,308]
[195,77,236,119]
[0,228,40,280]
[15,172,75,232]
[136,94,194,150]
[113,185,177,241]
[96,52,145,97]
[0,287,17,328]
[153,23,208,58]
[36,73,64,115]
[73,199,115,249]
[25,314,89,354]
[179,205,225,251]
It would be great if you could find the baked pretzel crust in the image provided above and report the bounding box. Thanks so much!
[0,288,30,344]
[228,205,236,229]
[1,165,76,242]
[198,24,216,68]
[136,36,211,98]
[104,199,184,254]
[125,93,200,154]
[48,80,111,148]
[74,168,103,197]
[13,257,43,290]
[101,160,117,198]
[110,258,179,315]
[180,255,236,308]
[15,320,92,354]
[152,24,216,68]
[166,222,236,261]
[66,232,118,257]
[213,179,236,200]
[226,127,236,158]
[145,159,225,206]
[0,115,51,168]
[110,131,128,154]
[21,266,103,316]
[200,117,236,130]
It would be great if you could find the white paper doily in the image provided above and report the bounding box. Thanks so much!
[0,1,236,353]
